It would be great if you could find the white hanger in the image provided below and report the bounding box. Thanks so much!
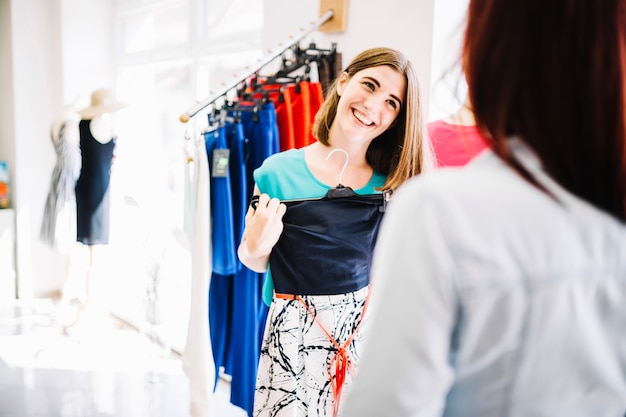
[325,148,349,185]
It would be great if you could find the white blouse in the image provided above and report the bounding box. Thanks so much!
[342,138,626,417]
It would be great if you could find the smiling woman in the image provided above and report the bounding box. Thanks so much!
[236,47,434,417]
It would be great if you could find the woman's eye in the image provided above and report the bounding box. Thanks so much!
[387,99,399,110]
[363,81,375,91]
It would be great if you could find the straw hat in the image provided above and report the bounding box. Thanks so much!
[77,88,128,119]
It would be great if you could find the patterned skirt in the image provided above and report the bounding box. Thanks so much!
[253,286,369,417]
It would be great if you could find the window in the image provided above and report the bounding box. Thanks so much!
[110,0,263,350]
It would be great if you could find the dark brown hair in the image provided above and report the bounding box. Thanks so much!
[464,0,626,220]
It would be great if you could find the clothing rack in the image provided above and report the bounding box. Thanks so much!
[179,9,334,123]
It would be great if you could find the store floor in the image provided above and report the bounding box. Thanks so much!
[0,298,247,417]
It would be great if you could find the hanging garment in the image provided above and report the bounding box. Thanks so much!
[286,82,312,149]
[317,52,343,98]
[226,117,248,247]
[264,87,296,151]
[230,110,277,416]
[244,82,295,152]
[40,120,81,252]
[205,125,237,275]
[75,119,115,245]
[252,148,387,306]
[211,118,248,390]
[209,107,279,417]
[427,119,490,167]
[260,188,387,295]
[282,81,324,148]
[205,123,237,392]
[181,135,216,417]
[241,102,281,361]
[261,81,323,149]
[306,81,324,146]
[240,101,280,196]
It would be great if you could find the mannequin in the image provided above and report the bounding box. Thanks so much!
[65,88,127,329]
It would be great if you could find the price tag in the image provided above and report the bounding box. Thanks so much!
[212,148,230,177]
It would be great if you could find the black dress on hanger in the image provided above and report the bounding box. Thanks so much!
[250,186,389,295]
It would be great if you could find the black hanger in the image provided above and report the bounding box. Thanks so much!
[249,187,390,213]
[249,148,391,212]
[263,44,313,85]
[201,104,222,134]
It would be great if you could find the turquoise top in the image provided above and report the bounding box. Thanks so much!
[253,148,387,306]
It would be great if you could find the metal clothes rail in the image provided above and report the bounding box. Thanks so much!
[179,10,334,123]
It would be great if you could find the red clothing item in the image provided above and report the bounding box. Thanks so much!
[307,82,324,146]
[286,82,311,149]
[265,87,296,151]
[427,119,490,167]
[288,81,324,148]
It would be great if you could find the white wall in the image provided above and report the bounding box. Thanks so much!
[0,1,17,206]
[60,0,116,101]
[9,0,62,297]
[429,0,469,121]
[0,0,17,300]
[262,0,436,118]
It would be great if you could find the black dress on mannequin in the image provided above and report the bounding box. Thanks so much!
[75,119,116,245]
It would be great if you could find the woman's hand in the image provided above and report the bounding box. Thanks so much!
[238,193,287,272]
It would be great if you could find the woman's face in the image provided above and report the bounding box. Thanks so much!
[333,65,406,145]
